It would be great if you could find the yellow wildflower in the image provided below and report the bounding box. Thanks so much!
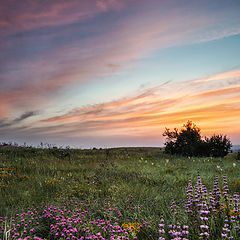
[122,222,140,233]
[0,174,8,178]
[232,180,240,187]
[17,175,30,179]
[45,179,61,187]
[166,168,174,173]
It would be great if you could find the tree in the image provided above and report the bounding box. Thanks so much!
[163,121,232,157]
[205,134,232,157]
[163,120,202,156]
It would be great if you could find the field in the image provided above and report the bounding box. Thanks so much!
[0,146,240,239]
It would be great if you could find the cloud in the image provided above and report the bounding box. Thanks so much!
[1,0,240,121]
[14,111,38,122]
[195,70,240,83]
[1,69,240,146]
[96,0,124,11]
[35,69,240,141]
[0,111,38,128]
[0,0,130,37]
[1,1,240,146]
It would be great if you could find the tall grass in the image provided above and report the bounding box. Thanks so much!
[0,146,239,239]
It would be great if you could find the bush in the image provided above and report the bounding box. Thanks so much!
[205,134,232,157]
[163,121,232,157]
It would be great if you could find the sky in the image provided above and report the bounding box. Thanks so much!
[0,0,240,148]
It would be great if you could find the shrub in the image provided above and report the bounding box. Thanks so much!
[205,134,232,157]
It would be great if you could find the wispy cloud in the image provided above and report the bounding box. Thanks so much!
[1,0,240,120]
[0,111,38,128]
[0,0,129,37]
[195,70,240,83]
[35,70,240,141]
[1,0,240,146]
[1,74,240,147]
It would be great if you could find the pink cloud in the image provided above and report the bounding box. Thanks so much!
[96,0,124,11]
[1,0,240,144]
[195,70,240,83]
[0,0,130,36]
[2,69,240,146]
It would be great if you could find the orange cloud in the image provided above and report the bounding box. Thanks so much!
[38,70,240,141]
[1,1,240,146]
[195,70,240,83]
[1,0,240,126]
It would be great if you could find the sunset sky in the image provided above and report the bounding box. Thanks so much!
[0,0,240,148]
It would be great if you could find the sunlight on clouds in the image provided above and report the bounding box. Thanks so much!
[1,0,240,146]
[195,70,240,83]
[39,70,240,141]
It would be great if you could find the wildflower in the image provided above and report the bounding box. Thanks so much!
[216,165,222,171]
[159,229,165,234]
[0,174,8,178]
[166,168,174,173]
[200,225,209,230]
[17,175,30,179]
[45,179,61,187]
[200,217,208,221]
[200,232,209,237]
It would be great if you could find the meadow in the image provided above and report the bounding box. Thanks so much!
[0,145,239,239]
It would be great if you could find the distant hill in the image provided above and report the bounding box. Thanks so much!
[232,145,240,152]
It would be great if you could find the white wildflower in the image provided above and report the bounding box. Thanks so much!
[216,165,223,171]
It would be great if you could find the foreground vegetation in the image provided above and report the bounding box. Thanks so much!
[0,145,240,239]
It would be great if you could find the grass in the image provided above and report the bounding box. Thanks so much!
[0,145,240,239]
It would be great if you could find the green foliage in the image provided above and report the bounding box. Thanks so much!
[163,120,232,157]
[0,146,238,215]
[1,145,240,239]
[237,151,240,160]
